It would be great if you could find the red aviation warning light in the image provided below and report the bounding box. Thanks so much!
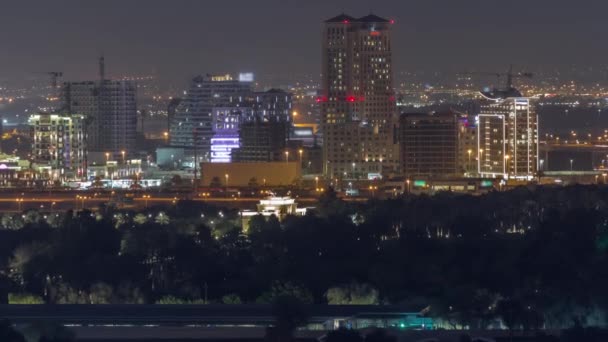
[343,19,349,24]
[316,96,328,103]
[390,19,395,24]
[346,96,356,102]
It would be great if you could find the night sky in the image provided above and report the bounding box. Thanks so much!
[0,0,605,84]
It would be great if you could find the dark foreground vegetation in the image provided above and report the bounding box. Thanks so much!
[0,185,607,331]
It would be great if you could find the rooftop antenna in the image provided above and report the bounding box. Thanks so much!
[99,55,105,81]
[506,64,514,89]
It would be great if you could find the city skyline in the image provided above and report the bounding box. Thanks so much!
[0,0,607,86]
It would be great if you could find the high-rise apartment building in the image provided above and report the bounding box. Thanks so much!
[232,121,288,162]
[321,14,398,179]
[252,89,293,124]
[210,107,248,163]
[63,80,137,155]
[399,111,459,178]
[62,58,137,155]
[169,73,252,160]
[477,89,538,179]
[29,113,87,179]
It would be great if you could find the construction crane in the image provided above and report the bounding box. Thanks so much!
[34,71,63,90]
[459,65,533,90]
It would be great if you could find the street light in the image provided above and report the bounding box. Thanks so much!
[76,195,87,210]
[352,162,356,179]
[16,198,23,212]
[570,159,574,171]
[504,155,510,175]
[121,150,126,164]
[143,194,151,208]
[225,173,229,187]
[467,149,472,171]
[406,179,411,193]
[285,151,289,163]
[163,132,169,144]
[315,176,319,189]
[105,152,110,163]
[298,149,303,163]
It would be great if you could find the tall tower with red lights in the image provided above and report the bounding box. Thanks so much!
[321,14,398,181]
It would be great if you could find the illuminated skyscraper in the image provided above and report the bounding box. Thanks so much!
[477,89,538,179]
[321,14,398,179]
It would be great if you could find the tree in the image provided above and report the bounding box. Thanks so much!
[155,212,170,225]
[113,213,126,229]
[24,210,42,224]
[48,282,88,304]
[326,283,379,305]
[258,282,314,304]
[89,283,114,304]
[155,295,206,304]
[265,295,309,342]
[222,293,242,304]
[8,293,44,304]
[496,298,525,336]
[2,214,24,230]
[133,213,148,225]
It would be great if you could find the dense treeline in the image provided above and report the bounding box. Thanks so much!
[1,185,608,330]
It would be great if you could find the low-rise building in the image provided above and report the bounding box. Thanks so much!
[240,196,308,231]
[201,161,300,187]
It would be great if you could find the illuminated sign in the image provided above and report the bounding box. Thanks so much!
[210,137,240,163]
[239,73,254,82]
[413,180,426,187]
[367,173,382,180]
[480,180,493,187]
[211,74,233,82]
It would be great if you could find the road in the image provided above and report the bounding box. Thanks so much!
[0,191,366,212]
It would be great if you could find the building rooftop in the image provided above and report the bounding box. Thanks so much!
[263,88,288,94]
[357,14,390,23]
[325,13,357,23]
[325,14,391,24]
